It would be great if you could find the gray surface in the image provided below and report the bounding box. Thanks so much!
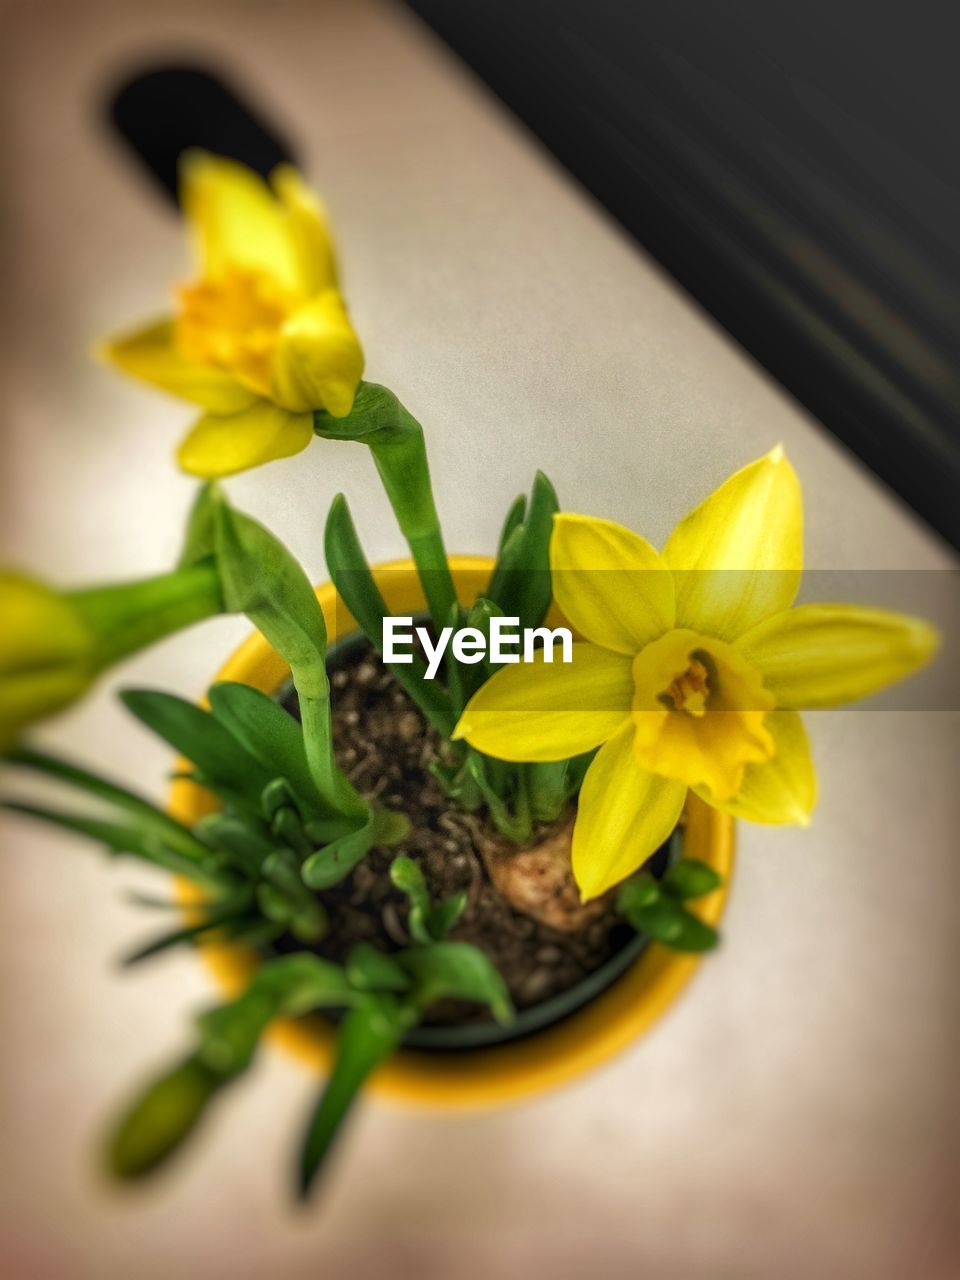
[1,1,957,1277]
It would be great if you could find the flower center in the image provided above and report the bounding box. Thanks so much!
[631,629,775,801]
[175,268,299,398]
[663,656,710,718]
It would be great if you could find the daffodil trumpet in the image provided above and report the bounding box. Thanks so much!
[455,448,939,900]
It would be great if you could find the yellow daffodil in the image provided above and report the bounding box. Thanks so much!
[100,152,364,478]
[455,448,939,899]
[0,573,98,748]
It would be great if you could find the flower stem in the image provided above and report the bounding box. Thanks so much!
[369,431,457,634]
[68,562,224,668]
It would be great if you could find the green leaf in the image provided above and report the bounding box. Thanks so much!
[193,812,273,874]
[122,897,255,965]
[525,760,571,824]
[108,1054,222,1180]
[261,849,328,942]
[617,873,661,914]
[300,809,381,890]
[3,800,234,894]
[426,890,467,940]
[496,494,527,557]
[619,893,719,953]
[399,941,514,1023]
[6,747,204,855]
[323,493,456,736]
[121,690,274,799]
[345,943,411,993]
[486,471,558,629]
[208,682,327,816]
[662,858,723,901]
[299,995,409,1197]
[210,489,364,822]
[197,953,354,1074]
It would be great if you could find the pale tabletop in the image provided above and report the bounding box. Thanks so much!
[1,2,958,1278]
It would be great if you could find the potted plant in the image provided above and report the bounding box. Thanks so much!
[1,154,938,1198]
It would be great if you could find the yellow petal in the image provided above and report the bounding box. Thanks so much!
[271,164,339,294]
[177,401,314,478]
[694,709,816,825]
[735,604,940,707]
[180,150,302,293]
[98,319,257,413]
[664,447,803,640]
[453,643,633,761]
[572,722,686,900]
[271,289,364,415]
[550,514,675,654]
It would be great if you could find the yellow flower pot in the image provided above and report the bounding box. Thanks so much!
[170,556,734,1110]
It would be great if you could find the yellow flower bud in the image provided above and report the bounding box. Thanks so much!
[0,573,97,746]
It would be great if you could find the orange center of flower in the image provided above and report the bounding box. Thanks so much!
[663,656,710,718]
[175,268,298,398]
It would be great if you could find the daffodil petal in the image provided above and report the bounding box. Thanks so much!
[453,643,633,761]
[99,319,257,413]
[664,447,803,640]
[694,709,816,825]
[550,514,675,654]
[271,164,339,294]
[177,402,314,478]
[572,722,686,900]
[271,289,364,416]
[735,604,940,707]
[180,150,302,293]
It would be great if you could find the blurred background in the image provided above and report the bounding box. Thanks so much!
[1,1,958,1277]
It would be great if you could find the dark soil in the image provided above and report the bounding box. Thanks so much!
[281,641,635,1026]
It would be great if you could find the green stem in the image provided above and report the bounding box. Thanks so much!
[69,562,223,668]
[369,432,457,633]
[406,526,459,640]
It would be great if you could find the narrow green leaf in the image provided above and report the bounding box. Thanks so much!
[398,941,514,1023]
[121,690,274,798]
[486,471,558,629]
[197,953,354,1075]
[525,760,571,823]
[122,900,255,965]
[324,493,456,736]
[208,682,326,816]
[496,494,527,557]
[7,747,202,854]
[299,996,409,1197]
[193,812,273,874]
[3,800,233,893]
[345,943,411,993]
